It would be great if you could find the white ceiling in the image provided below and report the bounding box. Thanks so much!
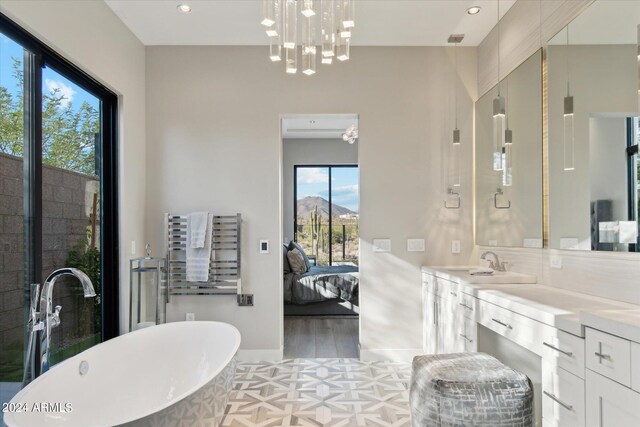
[106,0,515,47]
[282,114,358,139]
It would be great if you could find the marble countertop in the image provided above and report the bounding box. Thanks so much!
[422,265,640,340]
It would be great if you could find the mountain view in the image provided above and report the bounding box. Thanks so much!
[296,196,357,219]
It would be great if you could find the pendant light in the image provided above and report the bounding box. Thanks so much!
[450,34,463,190]
[564,25,575,171]
[493,0,505,172]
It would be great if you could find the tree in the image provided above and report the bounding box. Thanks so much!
[0,57,99,176]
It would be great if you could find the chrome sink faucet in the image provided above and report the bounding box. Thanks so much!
[480,251,507,272]
[24,268,96,382]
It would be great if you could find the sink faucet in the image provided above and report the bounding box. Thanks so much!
[480,251,507,272]
[27,268,96,378]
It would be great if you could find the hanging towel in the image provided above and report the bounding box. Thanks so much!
[188,212,209,248]
[186,213,213,282]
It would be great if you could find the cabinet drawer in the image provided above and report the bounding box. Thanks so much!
[586,369,640,427]
[542,362,585,427]
[631,342,640,393]
[586,328,631,387]
[477,299,553,356]
[457,294,476,320]
[542,330,585,379]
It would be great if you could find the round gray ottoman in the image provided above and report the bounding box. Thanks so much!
[410,352,534,427]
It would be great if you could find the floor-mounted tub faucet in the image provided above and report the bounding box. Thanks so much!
[24,268,96,384]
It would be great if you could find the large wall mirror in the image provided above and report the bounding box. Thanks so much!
[547,0,640,252]
[475,50,543,248]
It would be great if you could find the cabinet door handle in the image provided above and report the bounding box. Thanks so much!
[450,291,457,296]
[543,342,573,357]
[459,333,473,343]
[543,391,573,411]
[594,351,611,361]
[459,302,473,310]
[491,318,513,329]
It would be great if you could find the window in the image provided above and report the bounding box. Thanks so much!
[1,13,119,383]
[294,166,359,266]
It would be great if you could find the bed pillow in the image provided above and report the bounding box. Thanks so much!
[287,248,307,274]
[288,241,311,271]
[283,244,292,273]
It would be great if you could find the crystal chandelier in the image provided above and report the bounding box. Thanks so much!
[261,0,355,75]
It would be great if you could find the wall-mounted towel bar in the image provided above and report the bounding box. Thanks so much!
[164,213,252,305]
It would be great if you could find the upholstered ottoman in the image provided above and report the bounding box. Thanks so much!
[410,353,534,427]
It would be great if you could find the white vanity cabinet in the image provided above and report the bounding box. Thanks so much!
[422,272,476,354]
[585,328,640,427]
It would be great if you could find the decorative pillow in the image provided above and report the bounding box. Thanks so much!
[283,244,291,274]
[288,241,311,271]
[287,248,307,274]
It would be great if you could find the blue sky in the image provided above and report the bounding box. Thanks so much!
[297,167,359,212]
[1,32,99,111]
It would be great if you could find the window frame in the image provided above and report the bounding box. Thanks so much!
[1,13,120,340]
[626,117,639,251]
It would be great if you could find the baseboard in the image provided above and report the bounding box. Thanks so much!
[237,347,283,362]
[360,348,423,363]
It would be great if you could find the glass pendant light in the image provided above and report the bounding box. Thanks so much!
[336,33,350,61]
[321,0,335,58]
[261,0,276,27]
[449,34,463,190]
[301,0,315,18]
[285,46,297,74]
[283,0,297,50]
[268,0,282,61]
[564,26,575,171]
[492,0,505,171]
[302,15,316,75]
[342,0,355,29]
[502,129,513,186]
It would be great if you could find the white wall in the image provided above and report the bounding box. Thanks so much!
[145,46,477,361]
[282,138,358,243]
[0,1,146,334]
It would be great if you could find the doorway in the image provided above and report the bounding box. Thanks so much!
[281,114,360,358]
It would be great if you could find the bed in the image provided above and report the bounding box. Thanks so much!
[283,242,360,314]
[283,264,359,305]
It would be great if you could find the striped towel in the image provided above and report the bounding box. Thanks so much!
[186,213,213,282]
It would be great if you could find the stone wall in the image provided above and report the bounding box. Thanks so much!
[0,152,99,356]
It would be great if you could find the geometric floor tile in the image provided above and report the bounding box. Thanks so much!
[221,359,411,427]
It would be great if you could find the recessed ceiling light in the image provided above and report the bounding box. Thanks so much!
[177,4,192,13]
[466,6,481,15]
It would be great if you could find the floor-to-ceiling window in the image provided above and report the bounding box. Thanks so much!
[294,165,359,266]
[0,14,118,393]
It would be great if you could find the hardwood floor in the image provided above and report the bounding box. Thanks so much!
[283,316,359,359]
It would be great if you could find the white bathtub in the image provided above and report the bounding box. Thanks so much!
[3,321,240,427]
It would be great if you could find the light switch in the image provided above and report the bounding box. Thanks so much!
[259,240,269,254]
[451,240,461,254]
[373,239,391,252]
[559,238,579,250]
[489,240,498,247]
[407,239,425,252]
[130,240,136,255]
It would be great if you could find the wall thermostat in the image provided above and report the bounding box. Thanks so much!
[259,240,269,254]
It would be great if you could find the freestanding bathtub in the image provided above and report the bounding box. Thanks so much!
[3,321,240,427]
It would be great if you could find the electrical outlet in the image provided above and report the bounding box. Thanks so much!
[407,239,425,252]
[186,313,195,321]
[451,240,461,254]
[550,255,563,269]
[489,240,498,247]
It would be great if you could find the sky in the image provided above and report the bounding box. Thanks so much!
[0,32,99,111]
[297,166,359,213]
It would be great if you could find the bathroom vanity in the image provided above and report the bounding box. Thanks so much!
[422,266,640,427]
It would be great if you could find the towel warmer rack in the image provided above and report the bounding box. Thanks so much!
[164,213,252,305]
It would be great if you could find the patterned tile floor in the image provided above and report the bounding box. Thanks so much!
[221,359,411,427]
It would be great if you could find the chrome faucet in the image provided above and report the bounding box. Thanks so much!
[480,251,507,272]
[24,268,96,383]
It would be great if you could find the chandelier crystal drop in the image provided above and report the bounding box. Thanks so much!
[261,0,355,75]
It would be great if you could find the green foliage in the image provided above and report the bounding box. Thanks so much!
[66,245,101,331]
[0,57,99,175]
